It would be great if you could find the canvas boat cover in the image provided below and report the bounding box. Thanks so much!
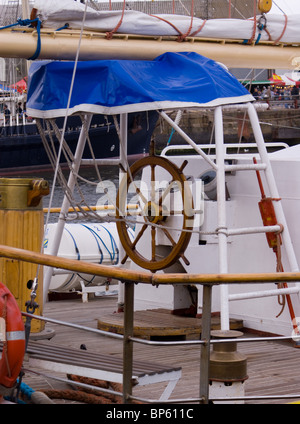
[33,0,300,44]
[26,52,253,119]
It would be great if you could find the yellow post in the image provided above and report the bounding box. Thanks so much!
[0,178,49,333]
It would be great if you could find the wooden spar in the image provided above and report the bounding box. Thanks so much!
[43,204,138,214]
[1,243,300,286]
[1,28,300,69]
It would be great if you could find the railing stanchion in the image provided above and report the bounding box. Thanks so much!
[123,281,134,403]
[199,283,212,404]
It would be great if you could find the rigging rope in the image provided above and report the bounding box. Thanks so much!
[0,17,42,60]
[106,0,126,39]
[272,1,288,45]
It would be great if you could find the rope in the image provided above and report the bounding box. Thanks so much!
[19,381,34,400]
[42,389,113,404]
[43,0,89,240]
[273,12,288,45]
[149,14,184,39]
[190,19,207,37]
[243,16,257,45]
[177,0,194,41]
[0,17,42,60]
[56,23,70,32]
[274,233,286,318]
[273,233,298,333]
[36,374,144,405]
[106,0,126,39]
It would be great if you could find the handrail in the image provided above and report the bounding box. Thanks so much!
[1,243,300,285]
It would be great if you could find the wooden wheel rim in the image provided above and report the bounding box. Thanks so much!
[116,155,194,271]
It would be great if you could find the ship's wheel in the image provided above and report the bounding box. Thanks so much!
[116,147,194,271]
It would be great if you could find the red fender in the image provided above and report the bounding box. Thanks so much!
[0,282,25,388]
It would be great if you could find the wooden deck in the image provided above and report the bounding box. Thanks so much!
[17,294,300,404]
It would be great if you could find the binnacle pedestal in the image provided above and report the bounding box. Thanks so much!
[209,330,248,404]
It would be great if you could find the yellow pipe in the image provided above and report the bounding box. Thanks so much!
[1,243,300,286]
[1,28,300,69]
[43,204,138,214]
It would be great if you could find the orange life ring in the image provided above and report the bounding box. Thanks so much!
[0,282,25,388]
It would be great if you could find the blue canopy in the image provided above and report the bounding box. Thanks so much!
[26,52,253,118]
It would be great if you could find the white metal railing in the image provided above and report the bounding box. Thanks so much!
[20,307,300,404]
[161,142,289,158]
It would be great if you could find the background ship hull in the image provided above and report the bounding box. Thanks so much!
[0,111,158,175]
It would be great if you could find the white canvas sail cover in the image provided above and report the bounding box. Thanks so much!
[33,0,300,44]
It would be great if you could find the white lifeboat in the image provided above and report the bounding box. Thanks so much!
[43,222,132,292]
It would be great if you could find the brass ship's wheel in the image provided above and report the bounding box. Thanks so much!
[116,150,194,271]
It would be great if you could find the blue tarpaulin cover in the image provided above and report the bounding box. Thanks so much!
[26,52,253,118]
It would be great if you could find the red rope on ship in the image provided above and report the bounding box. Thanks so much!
[106,0,126,39]
[246,0,258,44]
[177,0,194,41]
[149,14,184,39]
[151,0,196,42]
[38,375,143,405]
[273,11,288,44]
[264,27,272,41]
[190,19,207,37]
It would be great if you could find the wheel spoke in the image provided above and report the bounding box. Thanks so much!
[151,164,156,203]
[159,224,190,266]
[151,226,156,261]
[121,223,147,264]
[132,223,148,248]
[133,184,147,205]
[159,179,177,205]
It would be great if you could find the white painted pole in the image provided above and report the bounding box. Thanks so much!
[43,114,92,303]
[214,106,230,331]
[117,113,128,311]
[159,111,217,170]
[229,286,300,301]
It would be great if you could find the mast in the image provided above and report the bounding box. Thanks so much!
[21,0,30,20]
[22,0,31,75]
